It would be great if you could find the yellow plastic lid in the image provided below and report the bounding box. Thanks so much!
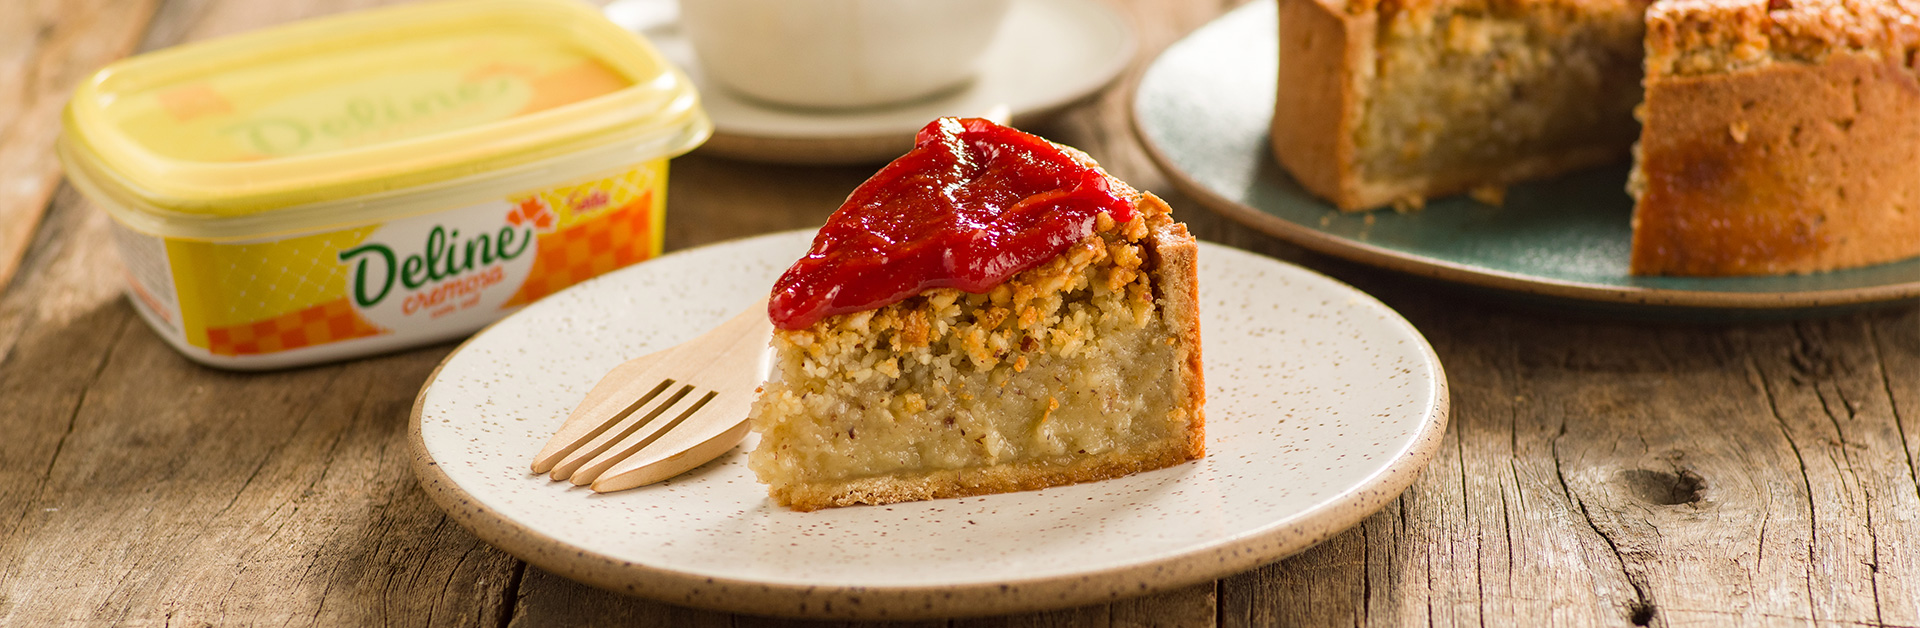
[61,0,709,239]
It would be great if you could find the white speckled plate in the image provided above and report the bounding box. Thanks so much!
[409,230,1449,620]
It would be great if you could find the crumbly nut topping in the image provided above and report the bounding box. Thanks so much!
[1346,0,1650,23]
[775,196,1165,379]
[1647,0,1920,77]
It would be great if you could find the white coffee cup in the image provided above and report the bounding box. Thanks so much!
[678,0,1012,109]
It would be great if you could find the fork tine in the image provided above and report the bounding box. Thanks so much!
[572,387,721,487]
[535,302,766,475]
[533,299,774,492]
[588,318,769,492]
[532,351,673,474]
[590,387,757,492]
[568,388,716,485]
[550,383,692,481]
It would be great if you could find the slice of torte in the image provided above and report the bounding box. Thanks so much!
[1629,0,1920,275]
[747,117,1206,511]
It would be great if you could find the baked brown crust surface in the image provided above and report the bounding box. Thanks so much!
[1147,214,1207,464]
[770,435,1202,511]
[1631,0,1920,275]
[1272,0,1373,208]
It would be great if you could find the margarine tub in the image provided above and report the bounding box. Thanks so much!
[59,0,710,370]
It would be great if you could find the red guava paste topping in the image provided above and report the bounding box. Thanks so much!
[769,117,1136,330]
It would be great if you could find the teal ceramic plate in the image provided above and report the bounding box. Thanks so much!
[1133,0,1920,311]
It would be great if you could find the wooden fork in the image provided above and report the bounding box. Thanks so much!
[531,299,772,493]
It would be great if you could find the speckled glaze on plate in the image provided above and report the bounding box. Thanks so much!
[1134,0,1920,313]
[408,230,1448,619]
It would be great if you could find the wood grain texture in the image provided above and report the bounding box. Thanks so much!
[0,0,158,293]
[5,0,1920,626]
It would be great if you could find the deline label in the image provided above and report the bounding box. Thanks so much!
[110,160,668,367]
[339,200,541,332]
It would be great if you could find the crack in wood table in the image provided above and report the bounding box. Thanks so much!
[5,0,1919,626]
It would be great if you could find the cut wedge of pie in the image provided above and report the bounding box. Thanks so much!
[747,117,1206,511]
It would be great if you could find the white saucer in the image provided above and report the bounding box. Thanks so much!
[409,230,1450,619]
[604,0,1137,164]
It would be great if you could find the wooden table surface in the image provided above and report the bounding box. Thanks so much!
[8,0,1920,626]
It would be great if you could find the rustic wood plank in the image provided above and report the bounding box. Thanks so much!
[1213,299,1920,628]
[0,0,159,294]
[0,188,518,627]
[506,567,736,628]
[0,1,519,626]
[0,327,513,625]
[1110,583,1219,628]
[1868,309,1920,628]
[1734,316,1920,626]
[661,155,869,250]
[1488,319,1756,628]
[1519,318,1892,628]
[0,186,139,569]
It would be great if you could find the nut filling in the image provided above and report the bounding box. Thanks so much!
[748,199,1203,511]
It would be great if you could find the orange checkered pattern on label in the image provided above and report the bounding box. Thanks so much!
[504,193,656,307]
[205,298,385,356]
